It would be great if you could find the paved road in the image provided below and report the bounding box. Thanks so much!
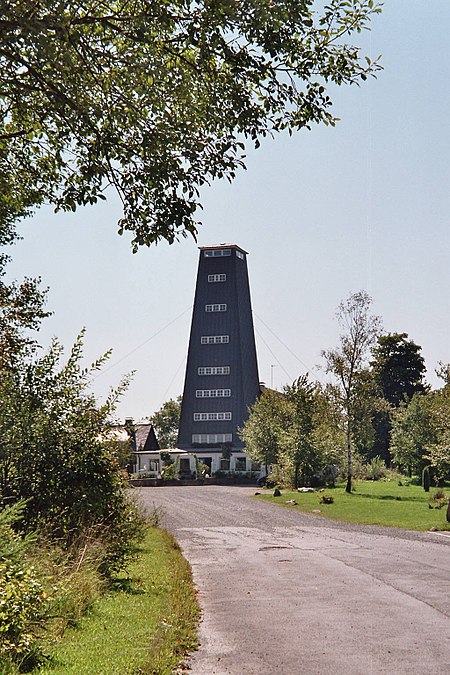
[137,485,450,675]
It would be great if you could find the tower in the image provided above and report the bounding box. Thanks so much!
[177,244,260,467]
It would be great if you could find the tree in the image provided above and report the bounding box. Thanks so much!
[390,364,450,482]
[370,333,428,464]
[1,1,382,248]
[149,396,182,449]
[1,333,135,543]
[241,388,286,475]
[242,379,339,487]
[371,333,428,406]
[390,394,434,477]
[422,366,450,482]
[281,376,319,488]
[322,291,382,493]
[0,231,49,369]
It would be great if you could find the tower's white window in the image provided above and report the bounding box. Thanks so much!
[193,412,232,421]
[201,335,229,344]
[196,389,231,398]
[204,249,231,257]
[198,366,230,375]
[208,274,227,282]
[205,304,227,312]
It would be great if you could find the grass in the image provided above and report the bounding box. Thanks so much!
[36,527,199,674]
[257,480,450,531]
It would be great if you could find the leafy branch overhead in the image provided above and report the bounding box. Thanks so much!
[1,0,382,248]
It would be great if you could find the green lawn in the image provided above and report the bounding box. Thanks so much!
[36,527,199,675]
[257,480,450,531]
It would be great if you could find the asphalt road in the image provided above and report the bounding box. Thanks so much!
[137,485,450,675]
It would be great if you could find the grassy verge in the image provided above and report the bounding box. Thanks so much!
[256,481,450,531]
[36,527,199,674]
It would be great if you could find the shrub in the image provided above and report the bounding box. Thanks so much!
[428,489,447,510]
[364,456,386,481]
[266,464,291,489]
[312,465,339,487]
[161,462,178,480]
[0,504,48,670]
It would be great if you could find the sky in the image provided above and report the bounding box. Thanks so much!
[6,1,450,422]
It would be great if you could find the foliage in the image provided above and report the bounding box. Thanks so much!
[0,504,48,669]
[242,378,342,488]
[240,388,289,473]
[428,489,447,510]
[281,376,322,488]
[150,396,182,449]
[349,368,388,462]
[1,1,381,247]
[0,229,50,370]
[0,331,147,575]
[369,333,428,464]
[364,456,386,481]
[319,493,334,504]
[42,528,199,675]
[198,461,211,479]
[390,394,435,477]
[161,461,178,481]
[160,450,174,465]
[422,376,450,482]
[371,333,428,406]
[322,291,382,492]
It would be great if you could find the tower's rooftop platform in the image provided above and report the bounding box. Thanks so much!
[198,243,248,255]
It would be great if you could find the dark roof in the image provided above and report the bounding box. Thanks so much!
[134,424,160,452]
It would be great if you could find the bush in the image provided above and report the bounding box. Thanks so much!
[364,456,386,481]
[266,464,291,489]
[0,504,48,670]
[161,462,178,480]
[312,465,340,487]
[0,497,147,671]
[0,562,47,666]
[428,489,447,510]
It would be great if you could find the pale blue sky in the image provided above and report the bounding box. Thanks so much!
[7,1,450,421]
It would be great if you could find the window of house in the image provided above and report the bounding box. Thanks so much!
[205,304,227,312]
[179,458,191,473]
[193,412,232,421]
[201,335,229,344]
[236,250,244,259]
[251,461,261,472]
[235,456,247,471]
[208,274,227,282]
[198,366,230,375]
[196,389,231,398]
[220,458,231,471]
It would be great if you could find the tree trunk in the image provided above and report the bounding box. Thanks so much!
[345,420,352,494]
[294,462,300,489]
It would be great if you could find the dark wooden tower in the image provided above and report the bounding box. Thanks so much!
[177,244,260,452]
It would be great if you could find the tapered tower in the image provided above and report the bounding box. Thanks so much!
[177,244,260,454]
